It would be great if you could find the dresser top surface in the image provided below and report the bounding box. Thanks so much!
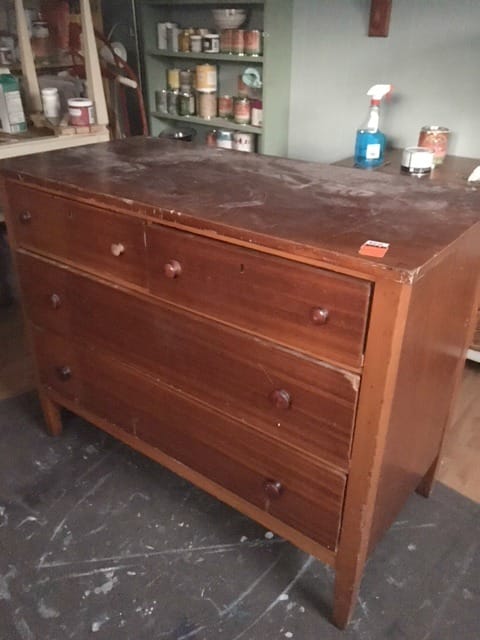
[2,137,480,282]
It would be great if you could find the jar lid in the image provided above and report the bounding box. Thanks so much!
[68,98,93,107]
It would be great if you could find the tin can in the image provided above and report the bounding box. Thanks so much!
[179,69,194,92]
[155,89,168,114]
[179,92,195,116]
[234,97,250,124]
[245,30,262,56]
[203,34,220,53]
[401,147,434,175]
[167,90,179,115]
[167,68,180,90]
[233,131,254,153]
[68,98,94,126]
[166,25,179,52]
[197,90,217,119]
[190,34,202,53]
[218,95,234,118]
[220,29,233,54]
[418,126,450,165]
[216,129,234,150]
[251,99,263,127]
[196,64,217,92]
[206,129,218,147]
[157,22,177,50]
[232,29,245,55]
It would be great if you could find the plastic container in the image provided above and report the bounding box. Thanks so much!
[68,98,94,126]
[41,87,61,124]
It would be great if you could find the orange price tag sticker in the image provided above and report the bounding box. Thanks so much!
[358,240,390,258]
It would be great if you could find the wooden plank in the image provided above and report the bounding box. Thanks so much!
[368,0,392,37]
[13,0,42,113]
[80,0,109,127]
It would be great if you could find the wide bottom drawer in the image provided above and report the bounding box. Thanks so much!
[33,328,347,550]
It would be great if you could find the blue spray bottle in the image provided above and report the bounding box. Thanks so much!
[354,84,391,169]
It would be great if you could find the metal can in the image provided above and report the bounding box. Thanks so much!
[418,126,450,165]
[167,90,179,115]
[206,129,218,147]
[167,68,180,90]
[203,34,220,53]
[245,30,262,56]
[157,22,177,50]
[196,64,217,92]
[216,129,234,150]
[250,99,263,127]
[401,147,434,175]
[233,131,254,153]
[197,90,217,119]
[179,92,195,116]
[155,89,168,114]
[166,25,179,52]
[234,97,250,124]
[179,69,194,92]
[179,29,193,52]
[218,95,234,119]
[220,29,233,54]
[190,34,202,53]
[232,29,245,55]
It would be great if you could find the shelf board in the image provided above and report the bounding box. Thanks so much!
[145,0,263,5]
[152,111,262,134]
[148,49,263,64]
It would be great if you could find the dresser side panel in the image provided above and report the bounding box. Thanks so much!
[368,227,480,552]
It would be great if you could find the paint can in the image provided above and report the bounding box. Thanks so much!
[216,129,234,150]
[155,89,168,114]
[167,68,180,90]
[203,34,220,53]
[233,131,254,153]
[190,35,202,53]
[167,90,179,115]
[197,90,217,119]
[179,92,195,117]
[206,129,218,147]
[220,29,233,54]
[250,99,263,127]
[418,126,450,165]
[400,146,434,175]
[245,30,262,56]
[232,29,245,55]
[196,64,217,92]
[68,98,94,126]
[157,22,177,50]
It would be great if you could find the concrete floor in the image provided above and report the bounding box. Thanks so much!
[0,392,479,640]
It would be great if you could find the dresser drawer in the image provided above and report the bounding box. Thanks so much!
[33,327,347,550]
[18,252,359,470]
[6,182,147,288]
[147,225,371,369]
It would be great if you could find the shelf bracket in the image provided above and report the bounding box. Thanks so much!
[368,0,392,37]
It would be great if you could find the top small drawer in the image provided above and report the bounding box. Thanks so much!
[147,225,371,369]
[6,182,147,288]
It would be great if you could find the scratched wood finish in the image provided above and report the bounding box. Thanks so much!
[32,326,347,550]
[8,182,148,288]
[17,251,359,471]
[147,224,371,369]
[3,139,480,630]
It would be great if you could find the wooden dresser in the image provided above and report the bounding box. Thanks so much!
[2,138,480,628]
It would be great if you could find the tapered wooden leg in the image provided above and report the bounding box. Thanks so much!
[332,560,364,629]
[416,455,439,498]
[39,392,63,436]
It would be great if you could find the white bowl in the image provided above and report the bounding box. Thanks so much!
[212,9,246,30]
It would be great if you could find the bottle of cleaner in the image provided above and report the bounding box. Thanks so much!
[0,61,27,134]
[354,84,391,169]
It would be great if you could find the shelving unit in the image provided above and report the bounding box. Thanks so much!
[136,0,292,155]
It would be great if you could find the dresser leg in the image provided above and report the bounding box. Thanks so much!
[332,566,363,629]
[39,393,63,436]
[416,455,439,498]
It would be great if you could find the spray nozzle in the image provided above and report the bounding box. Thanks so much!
[367,84,392,105]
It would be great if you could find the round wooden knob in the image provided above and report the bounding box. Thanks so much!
[56,366,72,381]
[310,307,329,325]
[164,260,182,279]
[20,210,32,224]
[269,389,291,410]
[50,293,61,309]
[110,243,125,257]
[263,480,283,500]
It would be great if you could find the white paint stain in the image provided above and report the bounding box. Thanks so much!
[285,633,293,638]
[93,576,118,595]
[92,613,110,632]
[38,598,60,619]
[408,543,417,552]
[0,506,8,528]
[386,575,406,589]
[264,531,274,540]
[278,593,289,601]
[14,618,34,640]
[240,536,248,543]
[0,566,17,600]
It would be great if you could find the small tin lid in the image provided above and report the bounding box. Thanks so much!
[420,125,450,134]
[41,87,59,95]
[68,98,93,108]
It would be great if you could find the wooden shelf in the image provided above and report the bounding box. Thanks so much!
[148,49,263,63]
[0,130,110,160]
[152,111,262,134]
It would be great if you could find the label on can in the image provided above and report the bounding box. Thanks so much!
[196,64,217,92]
[418,126,449,165]
[233,131,254,152]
